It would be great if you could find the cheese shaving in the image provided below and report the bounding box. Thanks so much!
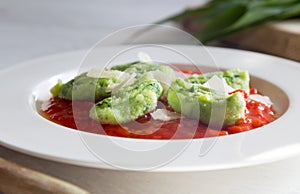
[138,52,152,63]
[150,109,181,121]
[105,73,136,92]
[87,69,124,79]
[248,94,273,106]
[202,75,235,93]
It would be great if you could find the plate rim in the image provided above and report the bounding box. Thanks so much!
[1,45,300,172]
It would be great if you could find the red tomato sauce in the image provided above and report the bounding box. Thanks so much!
[40,72,277,140]
[40,89,276,140]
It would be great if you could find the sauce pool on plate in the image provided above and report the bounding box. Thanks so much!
[40,70,276,140]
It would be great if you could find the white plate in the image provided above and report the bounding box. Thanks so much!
[1,45,300,172]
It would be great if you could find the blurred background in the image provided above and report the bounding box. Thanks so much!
[0,0,206,69]
[1,0,299,70]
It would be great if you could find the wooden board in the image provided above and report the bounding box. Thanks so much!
[222,19,300,62]
[0,157,89,194]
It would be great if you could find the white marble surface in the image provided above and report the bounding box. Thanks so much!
[1,0,300,194]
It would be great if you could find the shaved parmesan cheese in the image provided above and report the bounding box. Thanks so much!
[138,52,152,63]
[41,100,51,111]
[105,73,136,92]
[202,75,235,93]
[86,68,137,92]
[87,69,124,79]
[150,70,172,91]
[248,94,273,106]
[150,109,181,121]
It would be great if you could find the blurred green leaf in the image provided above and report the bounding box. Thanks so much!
[199,4,247,41]
[160,0,300,44]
